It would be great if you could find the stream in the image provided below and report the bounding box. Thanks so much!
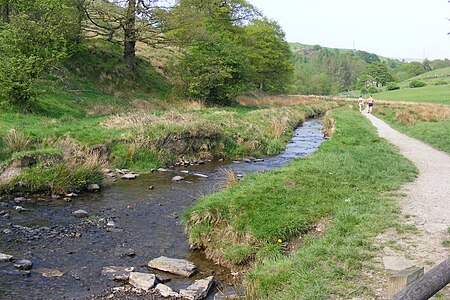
[0,120,325,300]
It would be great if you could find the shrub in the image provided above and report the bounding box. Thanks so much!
[367,86,378,94]
[386,82,400,91]
[409,80,427,88]
[433,79,448,86]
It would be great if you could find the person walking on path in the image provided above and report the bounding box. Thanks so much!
[367,95,374,113]
[358,96,364,112]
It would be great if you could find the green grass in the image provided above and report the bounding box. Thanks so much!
[374,85,450,105]
[183,108,417,299]
[374,106,450,154]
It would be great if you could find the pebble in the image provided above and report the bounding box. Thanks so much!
[14,259,33,270]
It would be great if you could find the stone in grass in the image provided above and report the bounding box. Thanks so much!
[155,283,179,298]
[180,276,215,300]
[148,256,197,277]
[0,253,13,262]
[171,176,184,182]
[128,272,156,291]
[72,209,89,218]
[14,259,33,270]
[101,266,134,281]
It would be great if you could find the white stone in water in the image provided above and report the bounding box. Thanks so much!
[148,256,197,277]
[0,253,13,262]
[193,173,208,178]
[180,276,215,300]
[87,183,100,191]
[72,209,89,218]
[106,220,116,228]
[101,266,134,281]
[157,168,171,172]
[171,176,184,181]
[180,170,189,174]
[121,173,137,180]
[14,259,33,270]
[128,272,156,291]
[155,284,179,298]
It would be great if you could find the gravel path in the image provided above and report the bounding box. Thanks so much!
[363,112,450,298]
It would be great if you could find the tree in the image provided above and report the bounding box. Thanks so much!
[355,50,380,64]
[174,36,249,105]
[240,18,293,93]
[82,0,167,70]
[357,61,393,88]
[0,0,81,110]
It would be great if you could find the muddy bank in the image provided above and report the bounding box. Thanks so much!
[0,120,325,299]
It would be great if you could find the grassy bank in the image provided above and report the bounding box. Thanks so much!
[374,85,450,105]
[183,108,417,299]
[374,103,450,154]
[0,98,336,194]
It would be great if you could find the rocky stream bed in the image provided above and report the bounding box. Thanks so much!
[0,120,325,300]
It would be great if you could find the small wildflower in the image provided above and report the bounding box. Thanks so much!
[277,239,282,243]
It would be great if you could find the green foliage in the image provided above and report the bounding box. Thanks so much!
[409,80,427,88]
[355,50,380,64]
[240,18,293,93]
[112,143,162,171]
[174,36,249,105]
[358,61,394,88]
[0,0,81,110]
[396,62,426,81]
[386,82,400,91]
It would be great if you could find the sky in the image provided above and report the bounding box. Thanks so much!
[247,0,450,60]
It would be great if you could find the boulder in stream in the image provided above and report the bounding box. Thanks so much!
[193,173,208,178]
[179,276,215,300]
[155,283,179,298]
[87,183,100,192]
[72,209,89,218]
[14,259,33,270]
[121,173,137,180]
[148,256,197,277]
[0,253,13,262]
[128,272,156,291]
[171,176,184,182]
[101,266,134,281]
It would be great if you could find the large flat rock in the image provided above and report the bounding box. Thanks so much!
[128,272,156,291]
[148,256,197,277]
[180,276,215,300]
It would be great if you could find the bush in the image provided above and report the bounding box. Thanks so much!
[433,79,448,86]
[386,82,400,91]
[409,80,427,88]
[367,86,378,94]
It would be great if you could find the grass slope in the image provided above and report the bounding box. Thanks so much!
[184,108,417,299]
[375,85,450,105]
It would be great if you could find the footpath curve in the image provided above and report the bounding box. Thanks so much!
[364,112,450,298]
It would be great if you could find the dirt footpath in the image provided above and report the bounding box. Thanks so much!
[364,112,450,299]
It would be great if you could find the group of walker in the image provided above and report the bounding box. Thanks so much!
[358,95,374,113]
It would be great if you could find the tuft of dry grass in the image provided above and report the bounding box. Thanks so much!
[267,118,288,139]
[396,111,417,125]
[218,167,239,189]
[4,129,31,152]
[322,111,336,138]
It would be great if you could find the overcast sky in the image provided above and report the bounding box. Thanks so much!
[248,0,450,60]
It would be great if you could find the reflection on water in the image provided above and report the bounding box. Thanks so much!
[0,120,324,299]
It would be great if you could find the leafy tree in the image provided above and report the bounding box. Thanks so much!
[174,36,249,105]
[0,0,82,110]
[240,18,293,93]
[357,61,393,88]
[396,61,425,81]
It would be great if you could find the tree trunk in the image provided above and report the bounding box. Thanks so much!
[124,0,136,70]
[1,0,11,23]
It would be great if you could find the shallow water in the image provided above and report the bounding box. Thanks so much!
[0,120,325,300]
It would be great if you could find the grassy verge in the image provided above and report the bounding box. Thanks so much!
[183,108,417,299]
[374,103,450,154]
